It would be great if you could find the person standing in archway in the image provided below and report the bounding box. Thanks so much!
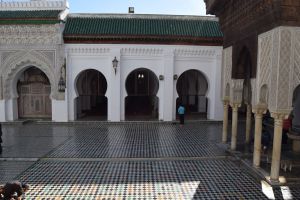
[178,104,185,126]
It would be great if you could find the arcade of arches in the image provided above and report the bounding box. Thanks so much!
[17,67,52,119]
[75,69,107,120]
[221,52,300,183]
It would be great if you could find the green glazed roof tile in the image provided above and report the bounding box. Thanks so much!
[63,14,223,39]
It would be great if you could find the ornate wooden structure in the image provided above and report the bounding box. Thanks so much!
[206,0,300,79]
[205,0,300,183]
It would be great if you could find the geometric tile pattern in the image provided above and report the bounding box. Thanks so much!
[48,123,225,158]
[18,160,269,199]
[0,125,70,158]
[0,161,34,184]
[1,122,300,200]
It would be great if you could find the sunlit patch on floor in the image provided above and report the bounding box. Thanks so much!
[25,181,200,199]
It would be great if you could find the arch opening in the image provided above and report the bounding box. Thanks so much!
[17,66,52,119]
[75,69,107,121]
[225,83,230,97]
[125,68,159,120]
[259,84,268,104]
[176,69,208,120]
[292,84,300,133]
[238,47,253,118]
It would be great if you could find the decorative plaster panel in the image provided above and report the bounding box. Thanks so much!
[121,48,163,57]
[230,79,244,103]
[0,0,68,11]
[251,78,257,106]
[277,29,291,110]
[68,47,110,55]
[0,50,57,100]
[255,30,272,105]
[269,28,279,110]
[174,49,216,57]
[0,25,62,45]
[222,47,232,98]
[258,26,300,113]
[1,51,17,64]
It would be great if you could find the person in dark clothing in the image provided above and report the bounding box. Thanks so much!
[0,185,4,199]
[2,181,29,200]
[282,115,291,144]
[261,126,271,153]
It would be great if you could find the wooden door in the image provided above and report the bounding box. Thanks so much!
[18,83,51,118]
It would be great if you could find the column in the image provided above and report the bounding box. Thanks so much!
[231,103,240,151]
[245,104,252,144]
[270,112,286,181]
[222,99,229,143]
[252,106,266,168]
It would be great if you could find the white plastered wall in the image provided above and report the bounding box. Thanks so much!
[65,44,224,121]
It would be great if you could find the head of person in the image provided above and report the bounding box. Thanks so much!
[21,184,29,193]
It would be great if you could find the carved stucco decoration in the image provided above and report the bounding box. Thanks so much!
[0,50,58,100]
[68,47,110,55]
[254,29,272,106]
[122,48,163,57]
[256,26,300,114]
[174,49,216,57]
[230,79,244,104]
[250,78,257,106]
[0,25,62,45]
[221,47,232,99]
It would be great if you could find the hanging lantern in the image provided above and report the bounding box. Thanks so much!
[112,57,119,75]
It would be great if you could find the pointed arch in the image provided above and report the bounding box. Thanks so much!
[259,84,269,104]
[2,51,55,100]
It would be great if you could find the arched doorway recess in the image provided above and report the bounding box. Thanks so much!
[125,68,159,120]
[17,66,52,119]
[176,69,208,119]
[292,85,300,132]
[75,69,107,120]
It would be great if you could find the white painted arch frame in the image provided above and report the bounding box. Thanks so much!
[173,68,211,119]
[120,64,163,121]
[68,66,110,121]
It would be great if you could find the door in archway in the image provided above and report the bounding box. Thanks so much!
[76,69,107,120]
[125,68,159,120]
[176,70,208,119]
[17,67,52,118]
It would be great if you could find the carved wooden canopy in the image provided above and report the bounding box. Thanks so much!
[205,0,300,79]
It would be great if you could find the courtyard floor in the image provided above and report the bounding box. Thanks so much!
[0,122,299,199]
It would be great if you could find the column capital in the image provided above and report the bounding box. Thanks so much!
[252,104,267,116]
[230,102,241,111]
[222,98,230,107]
[271,112,287,121]
[222,96,230,102]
